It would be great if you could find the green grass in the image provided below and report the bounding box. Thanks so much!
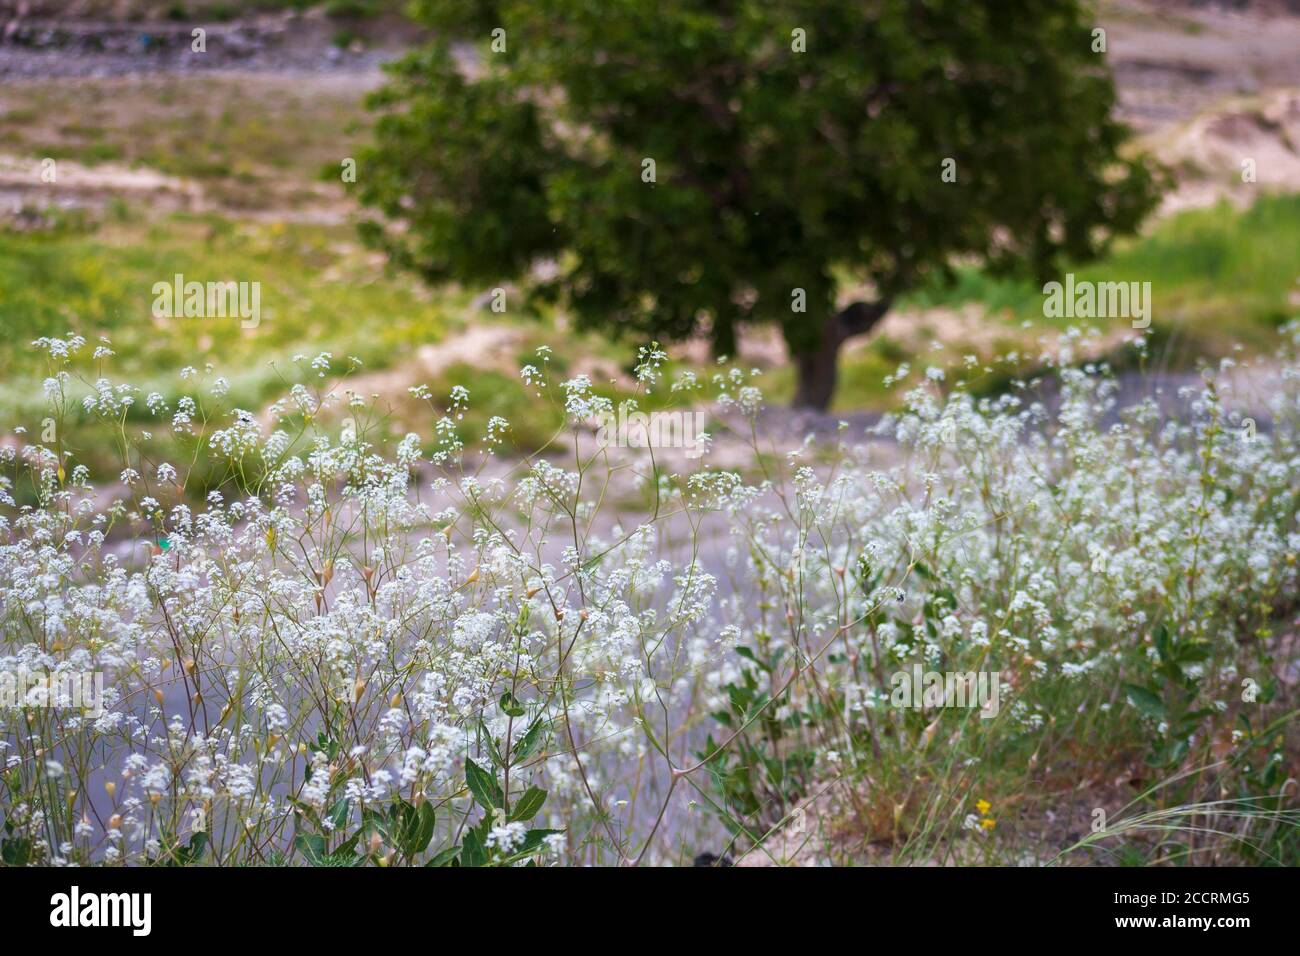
[811,193,1300,410]
[0,215,460,417]
[899,194,1300,353]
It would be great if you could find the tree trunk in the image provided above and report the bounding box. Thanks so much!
[793,332,841,410]
[791,298,893,411]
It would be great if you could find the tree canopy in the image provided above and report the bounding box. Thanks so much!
[358,0,1161,408]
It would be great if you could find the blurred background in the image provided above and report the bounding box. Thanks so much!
[1,0,1298,469]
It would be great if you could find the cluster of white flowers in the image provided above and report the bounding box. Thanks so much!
[1,327,1297,866]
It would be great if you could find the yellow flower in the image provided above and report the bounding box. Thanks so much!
[975,799,991,816]
[979,817,996,830]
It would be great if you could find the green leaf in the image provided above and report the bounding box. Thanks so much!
[410,801,437,855]
[460,827,487,867]
[425,845,461,867]
[727,682,754,714]
[1176,641,1212,664]
[513,717,547,761]
[1,835,32,866]
[733,646,771,673]
[465,756,503,811]
[392,799,436,856]
[1124,684,1166,721]
[512,828,563,858]
[294,832,328,865]
[500,690,526,718]
[510,786,547,822]
[361,807,390,841]
[174,831,207,866]
[328,797,351,830]
[479,720,505,767]
[324,832,364,866]
[1154,623,1171,659]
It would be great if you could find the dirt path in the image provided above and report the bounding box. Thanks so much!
[254,321,526,430]
[328,323,524,402]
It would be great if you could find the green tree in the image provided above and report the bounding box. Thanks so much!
[357,1,1160,409]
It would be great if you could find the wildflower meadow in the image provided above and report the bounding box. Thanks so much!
[3,326,1297,870]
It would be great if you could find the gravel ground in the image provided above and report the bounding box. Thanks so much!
[0,9,408,78]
